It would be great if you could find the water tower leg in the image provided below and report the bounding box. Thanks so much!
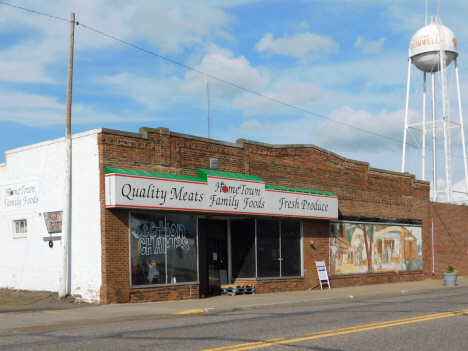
[455,58,468,197]
[402,58,412,173]
[432,73,437,201]
[422,72,427,181]
[440,54,451,202]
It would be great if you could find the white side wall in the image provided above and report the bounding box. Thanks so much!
[0,130,102,303]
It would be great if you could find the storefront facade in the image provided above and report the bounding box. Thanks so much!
[105,167,337,300]
[98,127,432,304]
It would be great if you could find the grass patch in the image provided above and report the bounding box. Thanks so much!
[0,294,54,307]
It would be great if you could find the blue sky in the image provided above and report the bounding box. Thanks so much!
[1,0,468,201]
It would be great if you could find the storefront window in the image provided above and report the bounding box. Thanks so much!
[280,220,301,276]
[231,219,256,279]
[166,213,198,284]
[257,219,280,277]
[256,219,301,278]
[130,212,197,286]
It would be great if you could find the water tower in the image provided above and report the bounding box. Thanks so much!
[402,16,468,203]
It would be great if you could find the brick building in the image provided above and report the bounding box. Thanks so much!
[1,126,466,304]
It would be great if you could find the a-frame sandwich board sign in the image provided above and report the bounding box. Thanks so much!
[315,261,331,289]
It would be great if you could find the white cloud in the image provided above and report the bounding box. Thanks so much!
[238,119,265,132]
[355,36,386,54]
[0,92,62,110]
[95,72,181,111]
[181,51,271,100]
[300,52,407,89]
[255,32,339,60]
[91,49,271,114]
[0,91,157,127]
[93,51,271,113]
[229,106,406,152]
[233,118,311,144]
[298,21,309,30]
[72,104,159,125]
[129,4,234,55]
[0,22,69,84]
[222,106,407,173]
[310,106,407,152]
[448,178,468,204]
[0,92,64,125]
[229,107,403,152]
[0,0,235,89]
[232,80,321,116]
[0,61,54,83]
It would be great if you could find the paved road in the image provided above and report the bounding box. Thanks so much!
[1,286,466,350]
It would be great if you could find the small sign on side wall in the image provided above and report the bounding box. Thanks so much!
[315,261,331,290]
[43,211,63,233]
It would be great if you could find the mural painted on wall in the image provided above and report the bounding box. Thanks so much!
[330,222,422,275]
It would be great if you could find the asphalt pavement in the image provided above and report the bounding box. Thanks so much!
[1,277,466,332]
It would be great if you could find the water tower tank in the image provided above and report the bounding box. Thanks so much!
[410,22,458,72]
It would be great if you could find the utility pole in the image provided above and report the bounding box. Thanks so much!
[60,13,75,298]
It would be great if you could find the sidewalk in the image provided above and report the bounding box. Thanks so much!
[1,278,466,332]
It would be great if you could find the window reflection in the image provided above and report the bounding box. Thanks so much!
[130,212,197,286]
[257,219,301,278]
[257,219,280,277]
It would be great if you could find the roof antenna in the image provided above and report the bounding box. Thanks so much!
[205,71,212,139]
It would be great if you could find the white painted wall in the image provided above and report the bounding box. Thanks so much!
[0,130,102,303]
[69,131,102,302]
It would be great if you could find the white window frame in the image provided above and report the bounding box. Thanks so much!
[13,219,28,238]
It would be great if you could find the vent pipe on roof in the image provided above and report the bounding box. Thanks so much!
[210,157,218,170]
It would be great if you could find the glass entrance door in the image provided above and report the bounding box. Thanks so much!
[208,239,228,294]
[198,218,228,296]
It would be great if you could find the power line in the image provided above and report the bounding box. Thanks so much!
[0,1,70,23]
[1,1,467,165]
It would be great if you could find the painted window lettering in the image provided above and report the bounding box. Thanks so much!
[130,213,198,286]
[132,220,189,255]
